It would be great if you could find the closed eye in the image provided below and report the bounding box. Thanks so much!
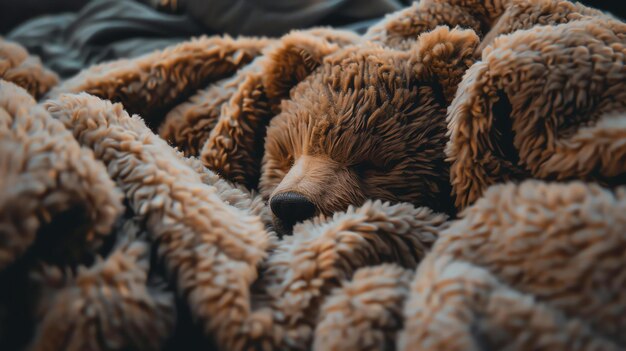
[352,159,396,175]
[281,155,295,173]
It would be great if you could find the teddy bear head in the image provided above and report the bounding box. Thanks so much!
[258,26,479,234]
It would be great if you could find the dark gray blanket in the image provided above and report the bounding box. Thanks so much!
[7,0,409,78]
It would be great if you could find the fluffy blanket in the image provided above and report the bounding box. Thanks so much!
[1,1,626,351]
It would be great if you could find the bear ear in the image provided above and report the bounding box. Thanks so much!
[262,31,344,101]
[412,26,480,104]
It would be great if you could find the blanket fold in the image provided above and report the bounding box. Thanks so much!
[447,17,626,209]
[41,93,443,350]
[0,80,122,271]
[399,180,626,350]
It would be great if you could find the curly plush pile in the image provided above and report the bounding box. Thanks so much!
[0,81,122,270]
[1,0,626,350]
[447,16,626,208]
[0,38,58,99]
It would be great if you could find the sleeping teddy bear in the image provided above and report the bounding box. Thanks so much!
[49,0,625,233]
[49,25,478,236]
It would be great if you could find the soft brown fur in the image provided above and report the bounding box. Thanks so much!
[46,93,272,350]
[399,180,626,350]
[49,36,272,128]
[159,0,615,218]
[3,1,626,350]
[158,75,239,156]
[28,221,175,351]
[365,0,606,52]
[159,28,360,188]
[0,38,59,99]
[365,0,490,49]
[447,17,626,209]
[475,0,604,52]
[313,264,412,351]
[0,80,122,270]
[260,26,477,232]
[263,200,445,348]
[45,93,446,350]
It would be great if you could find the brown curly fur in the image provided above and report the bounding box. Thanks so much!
[158,76,238,156]
[313,264,412,351]
[159,28,360,188]
[0,38,59,99]
[260,26,477,233]
[263,201,446,348]
[447,18,626,209]
[0,81,122,271]
[182,154,272,223]
[401,258,621,351]
[365,1,488,49]
[2,1,626,350]
[28,221,175,351]
[365,0,607,53]
[195,62,272,187]
[49,36,272,128]
[46,93,272,349]
[476,0,605,52]
[399,180,626,350]
[46,93,447,350]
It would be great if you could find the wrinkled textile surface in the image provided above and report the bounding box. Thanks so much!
[6,0,409,77]
[7,0,204,78]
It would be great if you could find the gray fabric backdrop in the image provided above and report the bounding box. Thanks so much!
[7,0,409,77]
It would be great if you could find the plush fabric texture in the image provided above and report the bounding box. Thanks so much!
[28,220,176,351]
[313,264,413,351]
[365,0,603,51]
[259,25,477,226]
[48,35,273,128]
[447,17,626,209]
[0,38,58,99]
[0,81,122,271]
[1,0,626,350]
[399,180,626,350]
[160,28,361,188]
[41,93,444,350]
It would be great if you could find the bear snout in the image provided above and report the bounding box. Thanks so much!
[270,192,317,235]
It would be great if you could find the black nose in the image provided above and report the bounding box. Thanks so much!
[270,192,316,225]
